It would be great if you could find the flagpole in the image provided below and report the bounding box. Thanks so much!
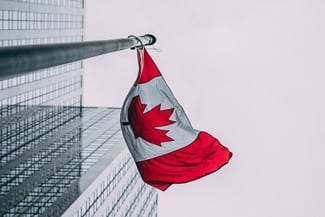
[0,34,156,80]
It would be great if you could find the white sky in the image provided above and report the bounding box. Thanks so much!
[84,1,325,216]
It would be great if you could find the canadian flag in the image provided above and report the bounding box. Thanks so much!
[120,48,232,191]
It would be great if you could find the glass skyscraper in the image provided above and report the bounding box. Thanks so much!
[0,1,158,216]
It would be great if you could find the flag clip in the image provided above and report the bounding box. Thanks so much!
[121,122,130,126]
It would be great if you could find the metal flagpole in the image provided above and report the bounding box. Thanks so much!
[0,34,156,80]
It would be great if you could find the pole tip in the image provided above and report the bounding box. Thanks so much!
[143,34,157,46]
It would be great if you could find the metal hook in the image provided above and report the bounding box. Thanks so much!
[128,35,144,49]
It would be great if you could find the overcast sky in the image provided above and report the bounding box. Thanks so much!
[84,1,325,216]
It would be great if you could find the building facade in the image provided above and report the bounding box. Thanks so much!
[0,1,158,216]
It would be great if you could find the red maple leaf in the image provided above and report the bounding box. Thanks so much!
[128,95,175,146]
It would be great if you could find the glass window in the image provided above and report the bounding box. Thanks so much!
[3,10,8,19]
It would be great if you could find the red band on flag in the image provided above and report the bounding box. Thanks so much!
[135,49,161,84]
[136,132,232,191]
